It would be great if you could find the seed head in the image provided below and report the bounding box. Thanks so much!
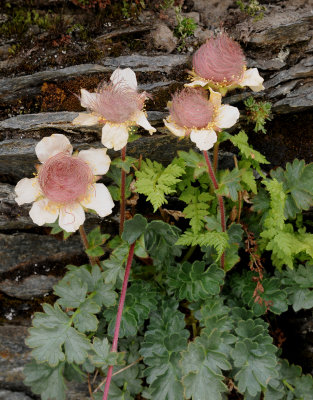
[85,83,143,124]
[193,33,246,85]
[38,152,93,204]
[169,88,214,129]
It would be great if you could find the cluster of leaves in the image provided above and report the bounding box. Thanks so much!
[236,0,267,21]
[23,123,313,400]
[244,96,272,133]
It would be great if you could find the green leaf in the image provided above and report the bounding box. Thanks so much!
[140,299,189,400]
[104,281,159,338]
[122,214,148,244]
[216,168,242,201]
[63,327,90,364]
[239,160,257,194]
[54,276,88,308]
[102,242,130,285]
[89,337,124,370]
[26,303,90,366]
[135,158,185,211]
[145,220,182,268]
[24,361,66,400]
[178,149,207,178]
[232,338,278,397]
[277,263,313,311]
[47,220,73,240]
[168,261,224,301]
[180,187,213,233]
[112,156,137,173]
[181,329,230,400]
[177,230,229,261]
[85,227,110,257]
[65,264,117,307]
[230,130,269,168]
[72,299,100,333]
[271,159,313,219]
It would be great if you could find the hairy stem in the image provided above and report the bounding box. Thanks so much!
[119,146,127,236]
[102,242,136,400]
[79,226,101,267]
[213,141,220,173]
[203,150,226,269]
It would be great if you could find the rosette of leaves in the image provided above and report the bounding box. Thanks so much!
[167,261,224,301]
[140,299,189,400]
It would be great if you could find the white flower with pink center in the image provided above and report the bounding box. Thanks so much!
[72,68,156,151]
[15,134,114,232]
[164,87,239,151]
[186,33,264,95]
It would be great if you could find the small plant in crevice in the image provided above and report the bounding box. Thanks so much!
[236,0,266,21]
[244,95,272,133]
[174,6,197,51]
[15,31,313,400]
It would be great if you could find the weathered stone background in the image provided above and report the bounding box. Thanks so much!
[0,0,313,398]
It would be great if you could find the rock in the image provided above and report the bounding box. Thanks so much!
[0,275,60,300]
[0,325,30,392]
[150,23,178,53]
[0,390,32,400]
[0,183,36,230]
[101,54,189,73]
[235,9,313,47]
[193,0,233,27]
[273,82,313,114]
[0,64,109,103]
[0,232,84,274]
[266,56,313,89]
[246,57,286,71]
[0,44,11,60]
[94,24,151,43]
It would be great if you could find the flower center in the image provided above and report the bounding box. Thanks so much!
[169,88,214,129]
[90,84,143,124]
[38,152,93,204]
[193,33,246,85]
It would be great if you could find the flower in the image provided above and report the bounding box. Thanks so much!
[186,33,264,95]
[163,87,239,151]
[15,134,114,232]
[72,68,156,151]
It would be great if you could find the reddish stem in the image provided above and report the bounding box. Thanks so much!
[102,242,136,400]
[119,146,127,236]
[203,150,226,269]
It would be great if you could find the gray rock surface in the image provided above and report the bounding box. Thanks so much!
[0,390,32,400]
[0,232,83,274]
[150,23,178,53]
[0,275,60,299]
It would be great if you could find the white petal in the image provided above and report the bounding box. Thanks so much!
[77,148,111,175]
[240,68,265,92]
[185,79,207,87]
[29,198,59,226]
[80,89,100,109]
[190,129,217,151]
[133,111,156,134]
[101,123,129,151]
[59,203,85,232]
[36,134,73,163]
[72,113,100,126]
[208,88,222,109]
[110,68,137,91]
[15,177,41,205]
[163,119,186,137]
[214,105,240,129]
[81,183,115,218]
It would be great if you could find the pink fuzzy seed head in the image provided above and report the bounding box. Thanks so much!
[169,88,214,129]
[88,83,143,124]
[193,33,246,85]
[38,152,93,204]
